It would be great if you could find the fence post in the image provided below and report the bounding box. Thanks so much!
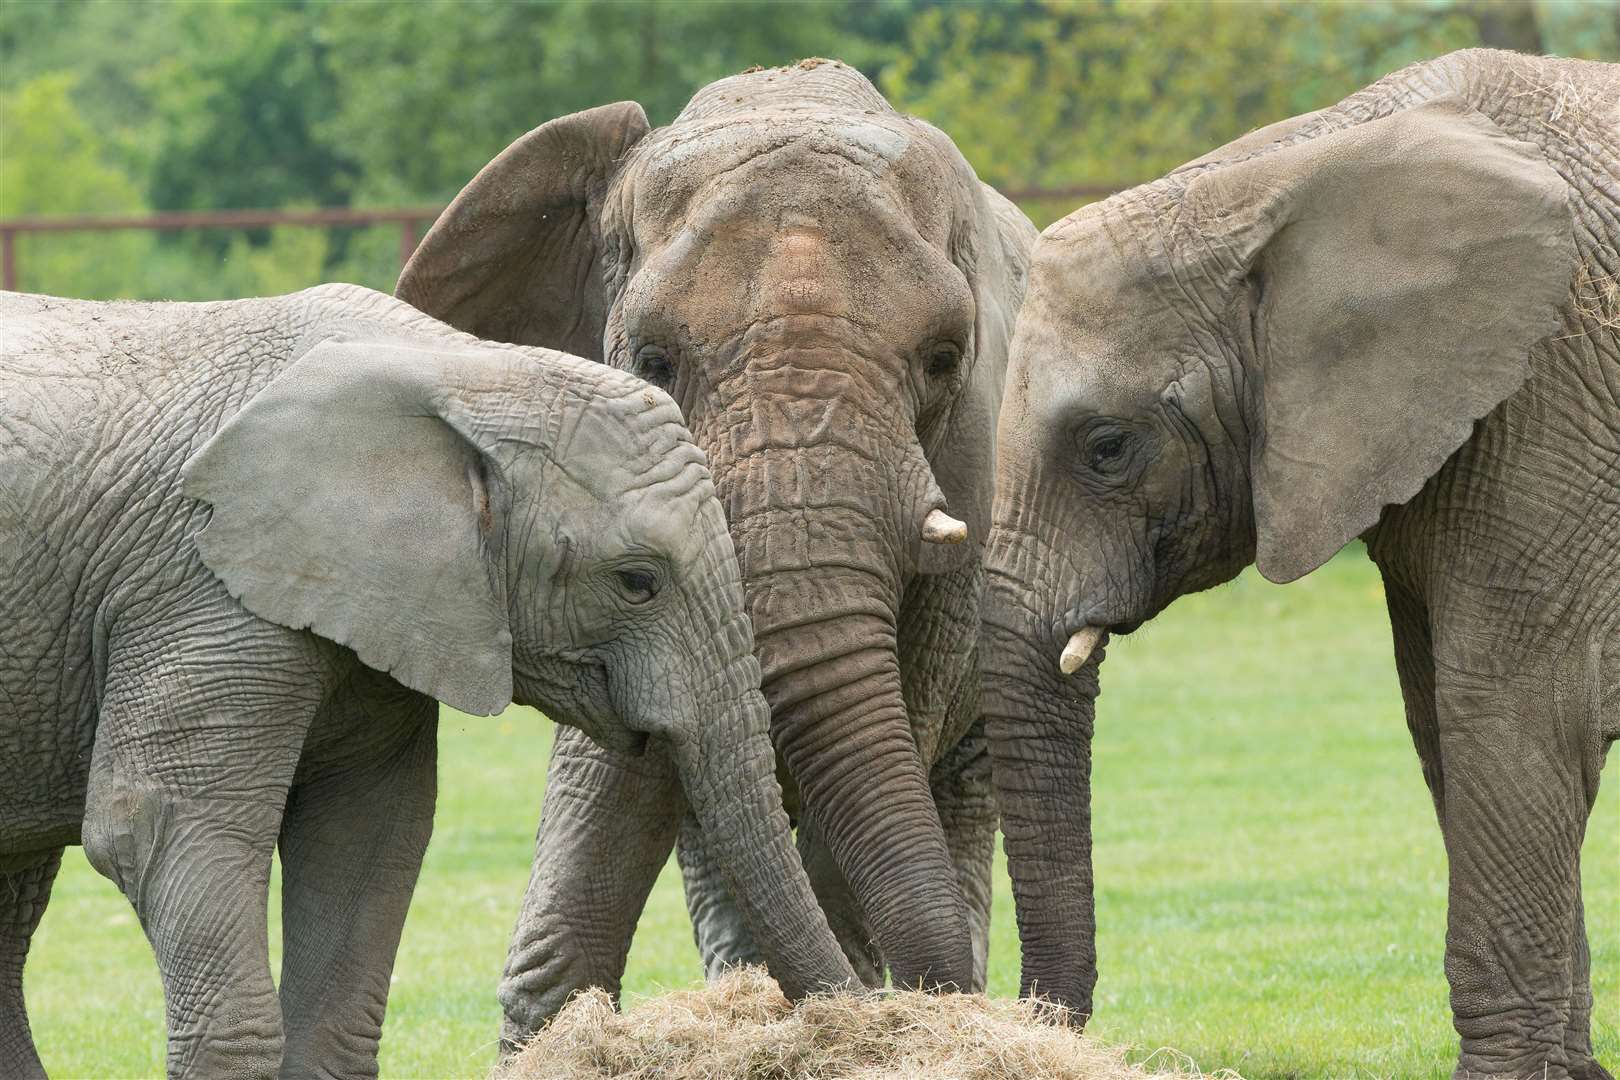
[2,228,16,292]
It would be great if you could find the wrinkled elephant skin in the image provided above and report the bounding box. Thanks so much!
[983,50,1618,1080]
[397,58,1036,1036]
[0,285,853,1079]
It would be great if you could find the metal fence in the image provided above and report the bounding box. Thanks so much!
[0,207,442,293]
[0,186,1123,294]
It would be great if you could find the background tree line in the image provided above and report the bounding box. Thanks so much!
[2,0,1615,300]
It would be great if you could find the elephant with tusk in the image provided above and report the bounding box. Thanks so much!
[397,58,1037,1040]
[982,49,1617,1080]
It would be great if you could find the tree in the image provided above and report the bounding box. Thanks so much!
[883,0,1484,224]
[143,1,355,213]
[0,72,153,296]
[4,0,1613,297]
[317,0,916,205]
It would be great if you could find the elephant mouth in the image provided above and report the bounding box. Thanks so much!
[1053,606,1140,645]
[1051,615,1135,676]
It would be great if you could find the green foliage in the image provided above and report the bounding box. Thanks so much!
[1536,0,1620,57]
[0,72,144,217]
[2,0,1615,296]
[23,552,1618,1077]
[143,1,357,215]
[316,0,915,204]
[882,0,1484,224]
[0,72,153,297]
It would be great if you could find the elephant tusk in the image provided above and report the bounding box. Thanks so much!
[921,508,968,545]
[1059,626,1104,675]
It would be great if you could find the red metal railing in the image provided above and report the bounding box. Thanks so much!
[0,186,1126,293]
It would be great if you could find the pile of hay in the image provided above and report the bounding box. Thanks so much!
[498,967,1221,1080]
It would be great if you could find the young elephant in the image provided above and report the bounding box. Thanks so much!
[0,285,853,1079]
[984,50,1616,1079]
[398,58,1035,1036]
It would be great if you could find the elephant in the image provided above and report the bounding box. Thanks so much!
[981,49,1617,1080]
[396,57,1037,1037]
[0,284,855,1080]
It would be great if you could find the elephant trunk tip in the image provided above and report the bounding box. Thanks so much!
[1059,626,1105,675]
[920,507,968,545]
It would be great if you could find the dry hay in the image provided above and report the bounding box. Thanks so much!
[498,967,1226,1080]
[1573,259,1620,333]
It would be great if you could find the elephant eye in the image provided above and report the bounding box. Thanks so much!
[926,342,962,378]
[615,568,661,605]
[1085,429,1130,472]
[634,345,676,392]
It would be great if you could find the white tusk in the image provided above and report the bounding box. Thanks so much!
[1059,626,1104,675]
[921,508,968,545]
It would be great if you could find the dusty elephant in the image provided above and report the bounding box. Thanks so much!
[0,285,854,1079]
[982,50,1617,1079]
[397,59,1036,1035]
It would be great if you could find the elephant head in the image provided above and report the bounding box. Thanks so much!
[397,60,1034,991]
[181,329,857,1000]
[983,96,1573,1016]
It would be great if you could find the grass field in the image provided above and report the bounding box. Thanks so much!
[23,548,1618,1078]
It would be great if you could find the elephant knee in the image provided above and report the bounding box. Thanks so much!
[81,777,168,898]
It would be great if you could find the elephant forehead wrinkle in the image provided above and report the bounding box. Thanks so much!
[1017,228,1193,411]
[634,130,881,239]
[617,486,712,567]
[656,119,911,196]
[826,120,910,166]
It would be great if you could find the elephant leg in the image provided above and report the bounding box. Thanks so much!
[500,725,682,1051]
[1388,573,1610,1079]
[791,814,884,988]
[1564,886,1613,1080]
[676,810,766,980]
[81,632,318,1079]
[0,848,62,1080]
[1432,658,1593,1080]
[930,718,995,993]
[1381,569,1443,817]
[276,694,438,1079]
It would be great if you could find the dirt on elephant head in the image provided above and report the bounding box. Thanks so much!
[496,967,1231,1080]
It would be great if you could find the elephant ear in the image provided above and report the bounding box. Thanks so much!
[932,182,1037,551]
[1185,95,1575,584]
[183,339,514,715]
[396,101,651,358]
[974,182,1039,365]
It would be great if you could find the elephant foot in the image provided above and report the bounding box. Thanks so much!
[1568,1058,1615,1080]
[497,935,612,1050]
[1453,1059,1575,1080]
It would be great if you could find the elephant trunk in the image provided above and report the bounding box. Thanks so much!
[670,664,858,999]
[759,596,972,989]
[980,531,1103,1021]
[651,499,858,999]
[719,424,973,990]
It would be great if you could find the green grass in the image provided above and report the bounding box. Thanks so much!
[24,549,1618,1078]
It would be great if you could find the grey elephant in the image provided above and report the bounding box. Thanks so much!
[396,58,1036,1034]
[0,285,854,1079]
[982,49,1617,1080]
